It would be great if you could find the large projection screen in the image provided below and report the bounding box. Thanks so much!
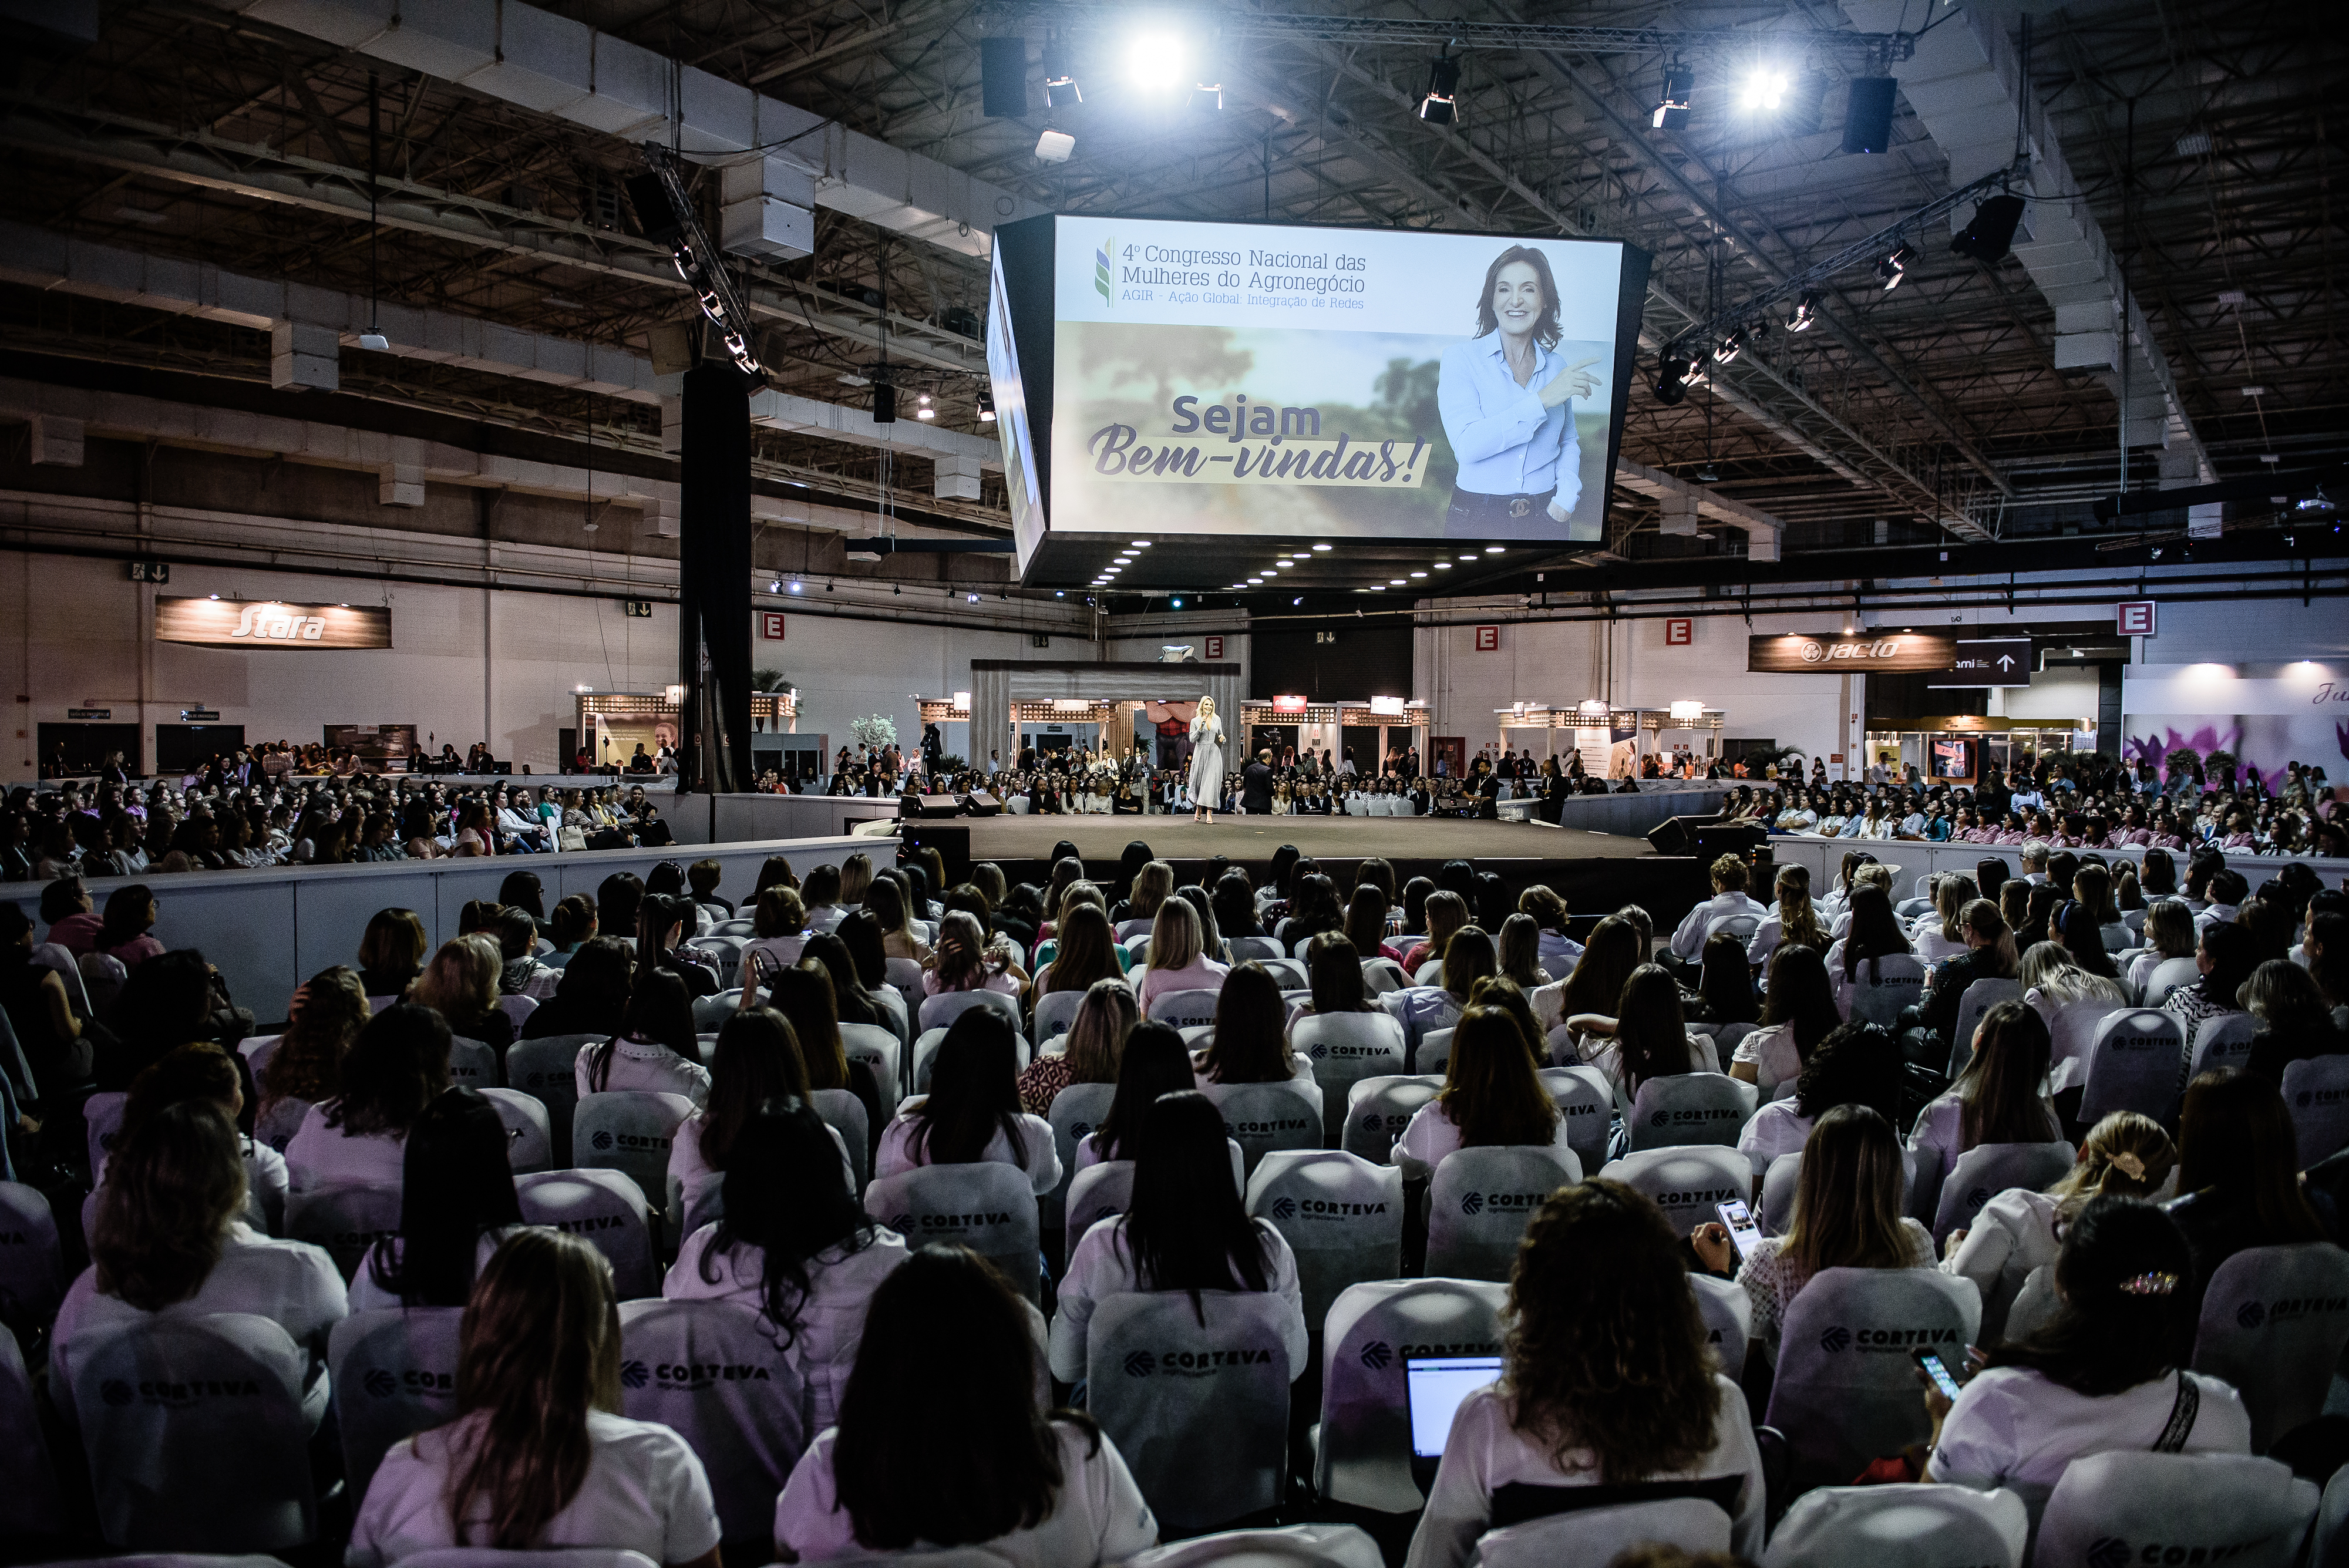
[988,213,1649,583]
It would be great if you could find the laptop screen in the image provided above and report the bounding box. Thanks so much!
[1405,1354,1504,1458]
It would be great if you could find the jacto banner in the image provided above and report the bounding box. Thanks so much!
[1746,633,1958,673]
[155,598,392,648]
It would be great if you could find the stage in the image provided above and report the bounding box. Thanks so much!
[898,810,1711,933]
[956,812,1656,863]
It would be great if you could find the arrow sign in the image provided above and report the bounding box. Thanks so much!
[1929,637,2034,688]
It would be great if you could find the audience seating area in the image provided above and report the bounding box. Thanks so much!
[1,838,2345,1568]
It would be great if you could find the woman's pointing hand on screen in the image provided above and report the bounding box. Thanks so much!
[1539,356,1601,408]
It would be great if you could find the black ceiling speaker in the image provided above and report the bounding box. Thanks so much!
[980,37,1028,118]
[1951,194,2027,263]
[1842,77,1897,155]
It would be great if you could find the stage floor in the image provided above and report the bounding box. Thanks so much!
[957,811,1656,864]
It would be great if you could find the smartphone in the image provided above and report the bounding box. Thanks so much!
[1912,1348,1966,1400]
[1714,1199,1762,1264]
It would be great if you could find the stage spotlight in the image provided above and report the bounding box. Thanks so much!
[769,578,783,593]
[1654,352,1695,405]
[1877,244,1917,291]
[1126,32,1189,93]
[1171,597,1184,608]
[1419,52,1461,124]
[978,388,996,422]
[872,385,897,423]
[1786,291,1822,332]
[1190,80,1224,112]
[1951,194,2027,264]
[1717,326,1751,364]
[1043,38,1081,106]
[1738,68,1788,113]
[1652,60,1694,130]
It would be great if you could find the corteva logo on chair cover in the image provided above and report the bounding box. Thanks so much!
[2296,1086,2348,1109]
[588,1129,672,1152]
[1269,1195,1390,1220]
[1650,1185,1743,1209]
[619,1359,776,1392]
[1649,1106,1744,1129]
[99,1375,265,1407]
[1459,1189,1548,1217]
[1818,1324,1962,1353]
[1307,1041,1395,1060]
[1121,1345,1280,1378]
[362,1367,453,1397]
[2086,1533,2273,1566]
[1358,1339,1498,1370]
[2235,1293,2349,1330]
[887,1210,1017,1231]
[1225,1115,1314,1137]
[1359,1110,1416,1132]
[544,1213,630,1234]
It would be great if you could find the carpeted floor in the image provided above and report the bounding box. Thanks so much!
[955,811,1656,863]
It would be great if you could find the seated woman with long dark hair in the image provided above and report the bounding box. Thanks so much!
[521,936,635,1039]
[52,1101,348,1431]
[668,1006,852,1223]
[1193,960,1313,1090]
[1408,1180,1764,1565]
[774,1244,1157,1564]
[874,1009,1060,1195]
[108,1041,288,1234]
[1050,1091,1307,1385]
[348,1231,722,1566]
[1727,944,1842,1098]
[1073,1021,1204,1173]
[667,1098,908,1431]
[1389,1005,1569,1181]
[284,1003,452,1191]
[576,969,709,1103]
[1920,1197,2251,1526]
[353,1086,524,1310]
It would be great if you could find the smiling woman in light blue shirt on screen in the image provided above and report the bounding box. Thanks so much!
[1436,244,1601,539]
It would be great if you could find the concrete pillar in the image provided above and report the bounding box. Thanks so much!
[27,414,82,466]
[270,320,339,391]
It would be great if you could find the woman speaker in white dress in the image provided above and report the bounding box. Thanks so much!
[1187,697,1226,825]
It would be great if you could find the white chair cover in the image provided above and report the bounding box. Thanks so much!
[2077,1008,2188,1125]
[2142,955,2203,1007]
[1929,1141,2074,1245]
[1148,988,1224,1031]
[1628,1072,1759,1153]
[1847,955,1928,1028]
[2284,1054,2349,1167]
[917,987,1022,1038]
[836,1022,904,1121]
[1598,1146,1751,1237]
[1415,1028,1455,1076]
[284,1183,404,1281]
[514,1168,657,1298]
[1691,1273,1754,1382]
[1227,937,1285,963]
[1088,1290,1293,1533]
[1257,958,1308,990]
[2189,1011,2259,1079]
[1475,1498,1733,1568]
[327,1305,465,1500]
[864,1162,1041,1304]
[2003,1263,2061,1344]
[1536,1065,1614,1175]
[393,1552,659,1568]
[1947,980,2024,1077]
[2035,1451,2317,1568]
[573,1091,695,1219]
[1294,1012,1409,1144]
[1197,1080,1323,1177]
[1760,1483,2028,1568]
[72,1312,317,1550]
[1360,958,1408,996]
[1313,1277,1507,1513]
[1246,1150,1404,1323]
[1763,1267,1982,1493]
[1065,1159,1136,1256]
[83,1090,128,1178]
[494,994,537,1038]
[1341,1075,1442,1165]
[479,1087,552,1173]
[506,1032,598,1166]
[807,1088,869,1193]
[1119,1523,1385,1567]
[446,1036,499,1092]
[2192,1241,2349,1453]
[616,1300,806,1545]
[1425,1145,1580,1282]
[1031,988,1087,1043]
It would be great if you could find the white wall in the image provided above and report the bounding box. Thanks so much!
[0,548,1090,779]
[1990,668,2100,721]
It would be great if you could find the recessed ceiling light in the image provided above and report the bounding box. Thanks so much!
[1247,576,1264,584]
[1459,553,1478,561]
[1131,540,1152,547]
[1370,584,1386,591]
[1409,571,1427,578]
[1486,546,1506,553]
[1390,577,1406,585]
[1274,561,1292,569]
[1311,542,1332,551]
[1433,561,1452,570]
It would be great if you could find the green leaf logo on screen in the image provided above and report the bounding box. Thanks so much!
[1095,234,1114,309]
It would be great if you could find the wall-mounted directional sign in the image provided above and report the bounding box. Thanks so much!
[1929,637,2034,688]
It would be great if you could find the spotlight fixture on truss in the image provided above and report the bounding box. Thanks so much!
[1876,243,1917,291]
[1653,59,1694,130]
[1717,325,1751,364]
[1043,34,1082,107]
[1785,291,1822,332]
[634,144,768,388]
[1419,51,1461,123]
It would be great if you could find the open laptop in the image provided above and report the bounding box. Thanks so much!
[1405,1353,1503,1487]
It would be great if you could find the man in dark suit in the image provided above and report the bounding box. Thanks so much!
[1241,749,1275,815]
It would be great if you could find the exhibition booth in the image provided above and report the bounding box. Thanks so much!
[1860,716,2096,787]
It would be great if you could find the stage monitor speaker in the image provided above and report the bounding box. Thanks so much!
[1691,822,1770,864]
[1646,816,1698,856]
[904,794,962,819]
[964,791,1001,817]
[899,824,970,886]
